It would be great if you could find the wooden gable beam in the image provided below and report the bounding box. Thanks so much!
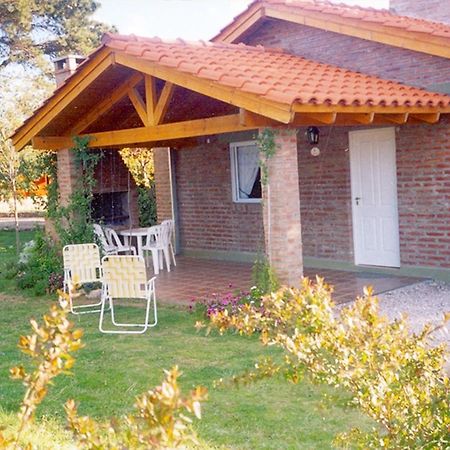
[128,87,149,126]
[70,71,143,135]
[154,81,174,125]
[32,113,253,150]
[114,52,294,124]
[13,49,114,150]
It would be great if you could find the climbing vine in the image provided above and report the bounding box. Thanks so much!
[256,128,278,186]
[47,136,101,246]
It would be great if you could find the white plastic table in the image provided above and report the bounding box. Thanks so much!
[119,226,157,258]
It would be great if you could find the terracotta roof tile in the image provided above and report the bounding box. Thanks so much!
[102,33,450,109]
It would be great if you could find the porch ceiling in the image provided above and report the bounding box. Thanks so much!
[12,33,450,151]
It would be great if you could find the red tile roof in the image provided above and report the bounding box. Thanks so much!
[261,0,450,37]
[213,0,450,57]
[103,33,450,109]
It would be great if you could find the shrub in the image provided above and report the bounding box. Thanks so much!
[207,278,450,449]
[15,230,62,295]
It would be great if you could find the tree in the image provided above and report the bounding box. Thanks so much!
[0,0,114,71]
[0,0,115,252]
[120,148,157,226]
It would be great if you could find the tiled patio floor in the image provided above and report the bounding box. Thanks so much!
[154,256,422,305]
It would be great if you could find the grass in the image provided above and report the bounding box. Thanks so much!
[0,230,373,449]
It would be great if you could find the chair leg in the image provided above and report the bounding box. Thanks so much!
[163,247,171,272]
[99,296,156,334]
[151,249,160,275]
[169,242,176,266]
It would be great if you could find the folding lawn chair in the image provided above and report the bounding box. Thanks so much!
[99,255,157,334]
[62,243,104,315]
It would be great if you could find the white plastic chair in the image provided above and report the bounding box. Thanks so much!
[161,219,176,267]
[93,224,136,256]
[142,223,172,275]
[61,243,104,315]
[99,255,157,334]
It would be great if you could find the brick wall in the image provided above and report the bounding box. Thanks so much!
[297,117,450,269]
[154,148,173,223]
[298,126,353,261]
[174,136,264,253]
[390,0,450,24]
[397,116,450,267]
[244,20,450,90]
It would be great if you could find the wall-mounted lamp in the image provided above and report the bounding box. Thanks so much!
[306,126,320,145]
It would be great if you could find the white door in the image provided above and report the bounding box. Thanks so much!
[349,128,400,267]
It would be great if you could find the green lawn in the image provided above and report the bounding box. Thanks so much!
[0,230,372,449]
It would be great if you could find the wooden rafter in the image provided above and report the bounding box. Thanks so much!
[70,71,143,135]
[239,109,279,127]
[128,86,149,126]
[154,81,174,125]
[302,112,337,124]
[31,113,253,150]
[409,113,441,124]
[114,52,294,124]
[145,75,157,125]
[382,113,409,124]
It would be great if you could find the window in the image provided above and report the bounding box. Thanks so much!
[230,141,262,203]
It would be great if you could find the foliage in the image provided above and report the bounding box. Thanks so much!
[0,0,114,71]
[252,254,279,294]
[15,230,62,296]
[138,185,157,227]
[0,295,207,450]
[0,261,373,450]
[208,278,450,449]
[65,366,207,449]
[119,148,154,189]
[48,136,101,246]
[0,299,83,448]
[256,128,278,186]
[120,148,157,226]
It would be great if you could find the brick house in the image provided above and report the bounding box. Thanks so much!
[11,0,450,284]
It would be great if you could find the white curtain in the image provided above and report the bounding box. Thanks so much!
[237,145,259,199]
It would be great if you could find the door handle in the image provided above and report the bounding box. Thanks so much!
[355,197,361,205]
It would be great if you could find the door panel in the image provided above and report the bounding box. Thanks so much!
[349,128,400,267]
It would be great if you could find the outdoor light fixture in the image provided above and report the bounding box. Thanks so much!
[306,126,320,145]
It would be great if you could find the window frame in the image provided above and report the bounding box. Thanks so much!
[230,140,262,204]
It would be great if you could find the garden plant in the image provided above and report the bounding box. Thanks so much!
[207,277,450,448]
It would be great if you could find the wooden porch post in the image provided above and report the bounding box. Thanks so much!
[262,128,304,286]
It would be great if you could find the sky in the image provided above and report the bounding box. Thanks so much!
[94,0,391,41]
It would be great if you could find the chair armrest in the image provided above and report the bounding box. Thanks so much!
[146,276,157,289]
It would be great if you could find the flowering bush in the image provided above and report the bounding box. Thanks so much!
[192,286,263,318]
[47,271,64,293]
[207,277,450,449]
